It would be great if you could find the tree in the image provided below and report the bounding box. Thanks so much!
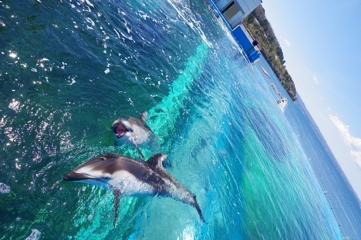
[247,15,255,24]
[276,47,284,61]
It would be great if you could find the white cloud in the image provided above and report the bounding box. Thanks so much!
[284,39,291,46]
[313,75,319,84]
[329,112,361,169]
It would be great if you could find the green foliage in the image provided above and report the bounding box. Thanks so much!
[244,6,297,101]
[260,19,269,32]
[247,14,255,24]
[276,47,284,61]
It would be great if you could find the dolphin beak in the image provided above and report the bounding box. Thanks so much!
[63,172,94,181]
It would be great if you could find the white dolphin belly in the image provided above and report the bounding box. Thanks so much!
[107,170,156,196]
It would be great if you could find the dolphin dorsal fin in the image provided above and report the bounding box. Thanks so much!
[139,110,148,122]
[147,153,167,168]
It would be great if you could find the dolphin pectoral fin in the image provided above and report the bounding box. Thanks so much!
[146,153,168,168]
[136,147,145,160]
[134,143,145,160]
[113,189,122,228]
[139,110,148,122]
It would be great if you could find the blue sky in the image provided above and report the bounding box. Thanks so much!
[262,0,361,200]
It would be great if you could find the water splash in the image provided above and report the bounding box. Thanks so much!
[25,229,41,240]
[0,183,11,194]
[147,42,209,144]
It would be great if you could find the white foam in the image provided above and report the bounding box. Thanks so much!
[25,229,41,240]
[0,183,10,194]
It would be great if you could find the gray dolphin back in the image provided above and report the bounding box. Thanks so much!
[63,153,204,222]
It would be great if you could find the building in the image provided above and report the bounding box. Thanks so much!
[210,0,262,63]
[213,0,262,29]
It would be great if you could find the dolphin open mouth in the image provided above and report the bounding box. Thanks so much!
[114,124,127,138]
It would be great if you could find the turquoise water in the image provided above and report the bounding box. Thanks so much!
[257,54,361,239]
[0,0,343,239]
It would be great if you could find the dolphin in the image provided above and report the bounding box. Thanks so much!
[63,153,204,226]
[111,111,156,158]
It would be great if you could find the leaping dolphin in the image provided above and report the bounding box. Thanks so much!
[111,111,156,158]
[63,153,204,226]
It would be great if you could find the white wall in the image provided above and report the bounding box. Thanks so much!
[236,0,261,18]
[214,0,261,29]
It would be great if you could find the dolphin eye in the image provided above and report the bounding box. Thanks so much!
[102,174,111,180]
[100,156,106,161]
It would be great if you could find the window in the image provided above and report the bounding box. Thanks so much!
[223,2,244,20]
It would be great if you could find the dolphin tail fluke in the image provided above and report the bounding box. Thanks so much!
[193,195,205,222]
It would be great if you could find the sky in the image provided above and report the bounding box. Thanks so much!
[262,0,361,200]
